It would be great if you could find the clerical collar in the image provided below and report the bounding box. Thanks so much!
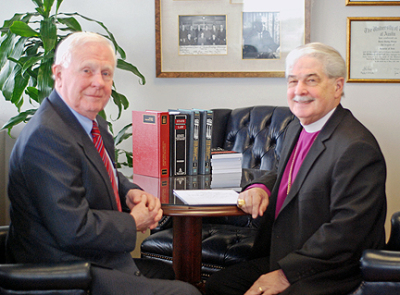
[301,107,336,133]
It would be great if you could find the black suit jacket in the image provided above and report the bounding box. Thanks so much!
[249,104,387,295]
[7,90,141,268]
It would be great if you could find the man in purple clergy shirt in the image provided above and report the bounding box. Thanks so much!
[205,42,387,295]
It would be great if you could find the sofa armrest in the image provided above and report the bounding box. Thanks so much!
[386,211,400,251]
[0,261,91,291]
[0,226,7,264]
[151,216,173,233]
[361,250,400,282]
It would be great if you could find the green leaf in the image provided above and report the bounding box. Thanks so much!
[20,13,36,24]
[2,63,19,101]
[0,33,14,69]
[9,21,39,38]
[37,60,53,101]
[1,14,23,33]
[117,59,145,85]
[35,7,46,16]
[98,109,106,121]
[56,0,64,14]
[22,55,43,75]
[125,151,132,167]
[1,109,37,135]
[43,0,55,18]
[12,67,30,106]
[40,19,57,52]
[57,17,82,32]
[114,123,132,146]
[31,0,44,9]
[10,36,28,61]
[25,86,39,103]
[0,61,12,91]
[111,90,129,120]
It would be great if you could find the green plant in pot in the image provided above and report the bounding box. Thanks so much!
[0,0,143,168]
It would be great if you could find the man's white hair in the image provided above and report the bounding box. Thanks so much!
[54,32,117,68]
[286,42,346,80]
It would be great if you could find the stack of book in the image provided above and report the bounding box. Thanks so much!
[211,148,243,174]
[210,173,242,190]
[132,109,213,178]
[210,148,243,189]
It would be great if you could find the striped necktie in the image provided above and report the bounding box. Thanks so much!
[91,121,122,212]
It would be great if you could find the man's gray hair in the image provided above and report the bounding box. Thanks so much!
[285,42,346,80]
[54,32,117,68]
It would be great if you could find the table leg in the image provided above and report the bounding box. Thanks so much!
[172,216,202,284]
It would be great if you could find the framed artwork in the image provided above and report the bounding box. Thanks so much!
[155,0,311,78]
[346,0,400,5]
[347,17,400,83]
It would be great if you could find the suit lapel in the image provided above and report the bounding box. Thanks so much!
[48,91,119,210]
[278,105,346,214]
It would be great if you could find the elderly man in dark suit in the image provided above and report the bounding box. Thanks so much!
[6,32,201,295]
[205,42,387,295]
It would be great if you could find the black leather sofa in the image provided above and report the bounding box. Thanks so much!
[141,106,295,279]
[351,211,400,295]
[0,225,91,294]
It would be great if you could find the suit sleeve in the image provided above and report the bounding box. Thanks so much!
[242,170,278,192]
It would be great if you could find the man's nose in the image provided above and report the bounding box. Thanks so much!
[294,81,308,96]
[92,72,105,87]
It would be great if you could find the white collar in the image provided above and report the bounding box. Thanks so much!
[301,107,336,133]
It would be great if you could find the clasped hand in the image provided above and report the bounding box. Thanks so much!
[126,189,163,233]
[237,187,269,218]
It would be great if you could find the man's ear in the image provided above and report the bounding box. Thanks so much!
[52,64,62,86]
[334,77,345,98]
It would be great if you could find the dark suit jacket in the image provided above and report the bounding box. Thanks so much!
[7,90,141,268]
[249,104,387,295]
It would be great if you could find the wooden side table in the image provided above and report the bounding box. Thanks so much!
[162,205,246,285]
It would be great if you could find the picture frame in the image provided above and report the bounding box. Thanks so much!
[155,0,311,78]
[347,17,400,83]
[346,0,400,6]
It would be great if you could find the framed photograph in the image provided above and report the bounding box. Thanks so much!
[347,17,400,83]
[346,0,400,6]
[156,0,311,78]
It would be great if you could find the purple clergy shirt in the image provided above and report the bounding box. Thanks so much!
[275,129,319,218]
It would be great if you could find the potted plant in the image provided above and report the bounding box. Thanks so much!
[0,0,143,168]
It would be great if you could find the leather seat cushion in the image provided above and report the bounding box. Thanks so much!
[141,224,258,272]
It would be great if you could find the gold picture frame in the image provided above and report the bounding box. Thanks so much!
[347,17,400,83]
[156,0,311,78]
[346,0,400,5]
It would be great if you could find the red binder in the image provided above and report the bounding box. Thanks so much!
[132,110,170,178]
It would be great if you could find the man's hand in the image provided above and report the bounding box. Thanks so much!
[126,189,162,232]
[237,187,269,218]
[244,270,290,295]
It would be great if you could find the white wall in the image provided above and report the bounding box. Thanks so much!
[1,0,399,233]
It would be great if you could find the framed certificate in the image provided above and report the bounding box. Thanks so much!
[346,0,400,5]
[347,17,400,83]
[156,0,311,78]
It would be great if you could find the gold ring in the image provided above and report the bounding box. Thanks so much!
[259,286,263,293]
[237,198,245,208]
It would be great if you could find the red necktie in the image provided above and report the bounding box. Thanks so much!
[91,121,122,212]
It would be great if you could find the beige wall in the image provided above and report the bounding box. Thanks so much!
[1,0,399,238]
